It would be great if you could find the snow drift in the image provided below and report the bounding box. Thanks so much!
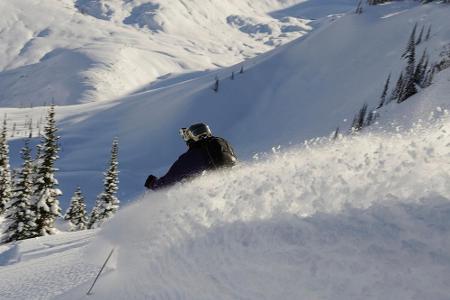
[72,113,450,300]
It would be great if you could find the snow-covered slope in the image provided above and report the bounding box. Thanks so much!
[79,113,450,300]
[0,0,315,107]
[0,1,450,299]
[4,0,444,207]
[1,111,449,299]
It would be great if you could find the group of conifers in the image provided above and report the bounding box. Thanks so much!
[0,105,120,244]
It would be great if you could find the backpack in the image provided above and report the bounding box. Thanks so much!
[201,137,237,169]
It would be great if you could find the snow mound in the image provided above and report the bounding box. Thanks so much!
[81,115,450,299]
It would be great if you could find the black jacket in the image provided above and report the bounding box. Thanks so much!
[149,136,236,190]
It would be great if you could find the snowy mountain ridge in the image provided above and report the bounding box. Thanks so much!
[0,0,316,107]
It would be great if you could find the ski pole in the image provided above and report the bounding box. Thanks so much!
[86,248,115,296]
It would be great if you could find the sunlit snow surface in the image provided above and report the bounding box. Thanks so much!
[0,117,449,299]
[66,115,450,300]
[0,1,449,299]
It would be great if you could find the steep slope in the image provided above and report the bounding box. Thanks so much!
[13,1,445,207]
[1,107,448,299]
[0,0,313,107]
[78,113,450,300]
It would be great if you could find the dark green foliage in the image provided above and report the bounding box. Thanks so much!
[3,138,38,243]
[88,138,120,229]
[416,25,424,45]
[65,187,88,231]
[401,24,418,102]
[34,105,62,236]
[0,119,12,215]
[425,25,431,41]
[352,103,368,132]
[391,72,405,102]
[377,73,391,108]
[414,49,428,86]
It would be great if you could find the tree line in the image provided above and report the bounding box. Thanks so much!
[0,106,120,244]
[349,19,450,133]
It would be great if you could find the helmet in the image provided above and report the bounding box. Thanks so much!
[179,123,212,143]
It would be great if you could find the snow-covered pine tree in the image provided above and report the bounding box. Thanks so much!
[356,103,368,130]
[332,127,340,140]
[3,137,38,243]
[423,66,435,87]
[414,49,428,86]
[402,23,417,58]
[34,105,62,236]
[391,72,404,103]
[425,25,431,41]
[377,73,391,108]
[64,187,88,231]
[0,119,12,215]
[416,25,424,45]
[88,138,119,229]
[351,103,368,132]
[365,109,377,127]
[401,25,418,102]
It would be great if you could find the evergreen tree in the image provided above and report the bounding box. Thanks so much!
[239,65,244,74]
[391,72,405,103]
[365,110,376,127]
[64,187,88,231]
[352,104,368,132]
[401,25,418,102]
[425,25,431,41]
[88,138,119,229]
[332,127,340,140]
[377,73,391,108]
[213,76,219,92]
[34,105,62,236]
[423,66,435,87]
[3,137,38,243]
[0,119,12,215]
[402,23,417,58]
[357,103,368,130]
[414,49,428,86]
[416,25,424,45]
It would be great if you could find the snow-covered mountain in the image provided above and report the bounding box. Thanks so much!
[0,0,316,106]
[0,0,449,299]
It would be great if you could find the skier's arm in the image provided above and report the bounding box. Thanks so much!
[148,154,192,190]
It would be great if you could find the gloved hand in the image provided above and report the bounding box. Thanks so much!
[145,175,157,189]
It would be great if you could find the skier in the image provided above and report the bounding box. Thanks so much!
[145,123,237,190]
